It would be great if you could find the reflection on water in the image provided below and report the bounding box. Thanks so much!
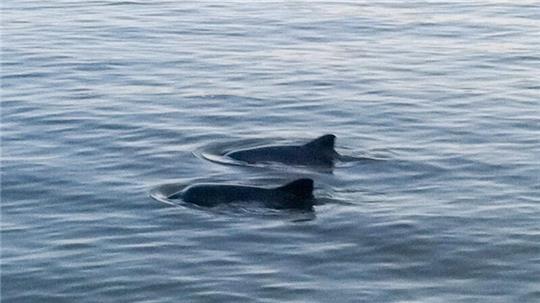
[2,0,540,302]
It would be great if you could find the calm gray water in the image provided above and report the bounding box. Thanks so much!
[2,1,540,302]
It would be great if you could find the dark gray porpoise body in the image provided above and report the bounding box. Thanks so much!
[169,178,314,210]
[226,134,339,166]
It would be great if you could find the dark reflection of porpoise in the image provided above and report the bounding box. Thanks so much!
[226,134,339,167]
[168,179,315,210]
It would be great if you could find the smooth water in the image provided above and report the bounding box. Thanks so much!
[2,1,540,302]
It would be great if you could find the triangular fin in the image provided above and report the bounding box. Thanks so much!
[304,134,336,152]
[276,178,314,199]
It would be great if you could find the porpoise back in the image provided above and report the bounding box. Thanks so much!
[169,178,314,210]
[226,134,338,166]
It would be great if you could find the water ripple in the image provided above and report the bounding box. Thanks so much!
[2,1,539,302]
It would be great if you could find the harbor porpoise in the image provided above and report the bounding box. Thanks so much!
[226,134,339,167]
[168,178,314,210]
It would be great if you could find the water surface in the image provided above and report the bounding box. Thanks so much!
[2,1,540,302]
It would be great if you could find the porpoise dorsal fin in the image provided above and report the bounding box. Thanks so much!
[304,134,336,152]
[276,178,314,199]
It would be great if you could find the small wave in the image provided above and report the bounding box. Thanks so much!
[104,1,154,6]
[194,137,384,173]
[149,183,187,206]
